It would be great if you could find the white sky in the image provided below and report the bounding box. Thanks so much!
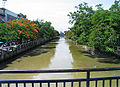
[0,0,115,32]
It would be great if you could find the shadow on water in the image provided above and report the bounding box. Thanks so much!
[22,39,59,57]
[80,50,120,64]
[22,46,56,57]
[98,58,120,64]
[67,40,120,70]
[0,39,59,70]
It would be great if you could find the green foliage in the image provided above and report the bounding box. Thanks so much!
[17,13,27,19]
[0,23,18,40]
[88,10,120,52]
[95,4,103,10]
[0,18,56,42]
[68,2,94,44]
[109,0,120,11]
[67,1,120,53]
[32,20,56,38]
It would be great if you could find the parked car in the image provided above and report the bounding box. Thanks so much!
[0,42,4,48]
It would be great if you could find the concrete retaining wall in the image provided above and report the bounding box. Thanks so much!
[0,37,57,62]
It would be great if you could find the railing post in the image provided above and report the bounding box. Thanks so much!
[1,50,5,60]
[87,71,90,87]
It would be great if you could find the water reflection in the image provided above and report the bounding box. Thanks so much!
[49,37,73,69]
[67,39,120,79]
[33,38,74,79]
[0,38,120,81]
[0,39,59,80]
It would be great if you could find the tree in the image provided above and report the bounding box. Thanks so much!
[18,13,27,19]
[68,1,120,53]
[95,4,103,10]
[0,23,17,40]
[109,0,120,11]
[68,2,94,44]
[88,10,120,52]
[32,20,56,38]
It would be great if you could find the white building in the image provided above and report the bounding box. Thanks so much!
[0,8,17,22]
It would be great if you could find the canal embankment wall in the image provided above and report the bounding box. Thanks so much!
[67,39,95,55]
[70,39,120,58]
[0,37,59,62]
[80,45,120,57]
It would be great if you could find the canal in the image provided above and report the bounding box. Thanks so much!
[0,37,120,81]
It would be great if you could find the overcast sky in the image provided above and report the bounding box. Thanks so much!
[0,0,115,32]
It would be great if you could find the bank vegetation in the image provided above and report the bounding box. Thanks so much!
[65,0,120,56]
[0,14,58,45]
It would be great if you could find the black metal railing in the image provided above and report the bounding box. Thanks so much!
[0,67,120,87]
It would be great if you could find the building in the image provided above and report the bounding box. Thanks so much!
[0,8,5,22]
[0,8,17,22]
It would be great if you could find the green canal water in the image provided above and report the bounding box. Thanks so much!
[0,37,120,81]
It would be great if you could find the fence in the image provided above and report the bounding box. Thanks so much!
[0,67,120,87]
[0,37,57,62]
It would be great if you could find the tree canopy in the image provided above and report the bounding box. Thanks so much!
[67,0,120,53]
[0,17,57,43]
